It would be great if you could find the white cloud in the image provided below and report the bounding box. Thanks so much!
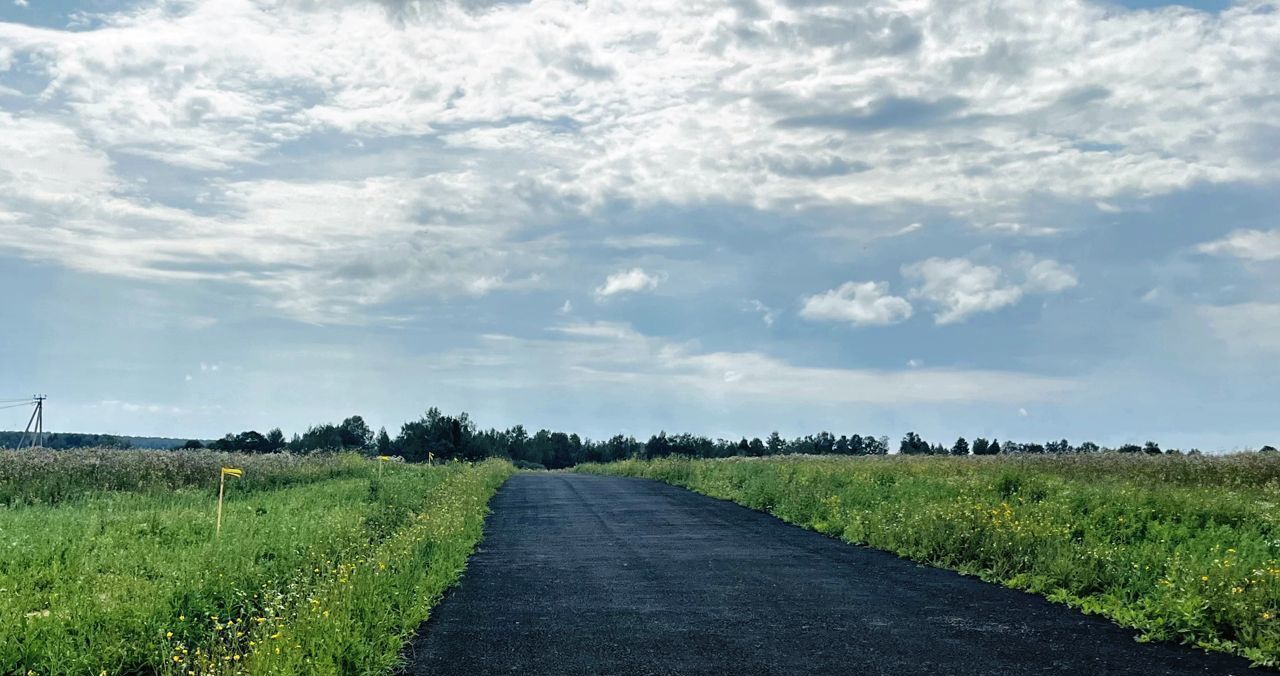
[1018,407,1029,417]
[800,281,913,327]
[743,299,778,326]
[976,222,1062,237]
[1022,258,1079,293]
[1198,229,1280,262]
[906,359,922,368]
[557,300,573,315]
[470,321,1079,405]
[903,255,1077,324]
[595,268,663,298]
[1197,303,1280,355]
[903,258,1023,324]
[602,234,696,249]
[0,0,1276,322]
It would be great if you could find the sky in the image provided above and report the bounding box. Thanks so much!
[0,0,1278,449]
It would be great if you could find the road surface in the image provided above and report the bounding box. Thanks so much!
[407,473,1257,675]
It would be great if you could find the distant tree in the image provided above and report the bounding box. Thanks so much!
[340,416,374,451]
[1143,441,1162,455]
[182,439,204,450]
[1077,441,1100,454]
[376,427,393,455]
[988,439,1002,455]
[951,437,970,456]
[766,431,785,455]
[899,432,930,455]
[1261,445,1279,454]
[1118,443,1142,454]
[971,438,990,456]
[867,436,890,455]
[1046,439,1071,454]
[749,437,765,456]
[896,432,936,453]
[646,432,671,459]
[234,432,271,453]
[265,428,286,453]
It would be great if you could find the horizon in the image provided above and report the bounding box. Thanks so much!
[3,0,1279,451]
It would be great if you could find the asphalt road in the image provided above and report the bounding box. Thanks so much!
[406,473,1258,675]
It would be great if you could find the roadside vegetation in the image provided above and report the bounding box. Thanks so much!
[0,448,513,674]
[14,405,1266,471]
[578,453,1280,666]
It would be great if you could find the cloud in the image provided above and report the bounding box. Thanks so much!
[472,321,1080,406]
[595,268,663,298]
[903,255,1076,324]
[975,222,1062,237]
[602,234,696,250]
[1021,258,1079,293]
[1198,229,1280,262]
[1197,303,1280,355]
[0,0,1277,323]
[776,96,970,133]
[800,281,913,326]
[742,299,778,326]
[903,258,1023,325]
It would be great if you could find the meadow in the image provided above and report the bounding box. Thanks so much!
[0,448,513,674]
[578,453,1280,666]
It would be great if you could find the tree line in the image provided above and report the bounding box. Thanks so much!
[179,407,1277,468]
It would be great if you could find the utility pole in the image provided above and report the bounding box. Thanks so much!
[16,395,45,450]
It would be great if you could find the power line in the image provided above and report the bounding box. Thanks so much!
[13,396,45,450]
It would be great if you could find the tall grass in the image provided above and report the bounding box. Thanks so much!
[0,448,513,674]
[0,448,373,506]
[578,454,1280,666]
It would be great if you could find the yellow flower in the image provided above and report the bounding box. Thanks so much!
[1201,576,1209,582]
[166,631,173,639]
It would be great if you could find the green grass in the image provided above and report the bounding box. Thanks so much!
[0,449,513,674]
[578,453,1280,666]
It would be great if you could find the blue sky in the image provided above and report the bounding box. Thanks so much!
[1,0,1278,449]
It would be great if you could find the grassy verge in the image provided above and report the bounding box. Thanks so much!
[0,449,513,674]
[577,454,1280,666]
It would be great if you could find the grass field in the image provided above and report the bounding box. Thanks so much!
[578,453,1280,666]
[0,448,513,674]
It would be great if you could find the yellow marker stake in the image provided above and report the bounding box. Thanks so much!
[377,455,391,478]
[216,467,244,537]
